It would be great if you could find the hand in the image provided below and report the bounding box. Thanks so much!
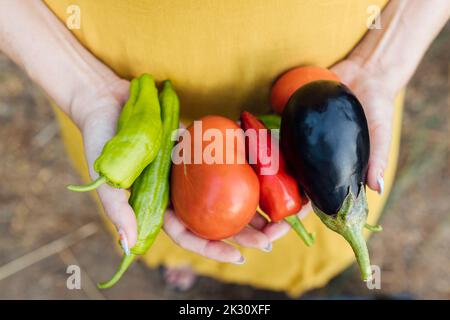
[331,59,396,194]
[73,77,139,248]
[164,204,307,264]
[75,77,292,262]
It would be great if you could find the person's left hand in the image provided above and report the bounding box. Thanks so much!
[331,59,396,194]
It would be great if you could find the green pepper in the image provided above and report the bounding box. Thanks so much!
[257,114,281,130]
[67,74,163,192]
[98,80,180,289]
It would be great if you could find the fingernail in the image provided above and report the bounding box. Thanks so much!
[263,242,272,252]
[233,256,245,265]
[118,229,130,256]
[377,174,384,195]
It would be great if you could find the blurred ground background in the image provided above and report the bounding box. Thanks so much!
[0,23,448,299]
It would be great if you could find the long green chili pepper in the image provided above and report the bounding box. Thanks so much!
[98,80,180,289]
[67,74,163,192]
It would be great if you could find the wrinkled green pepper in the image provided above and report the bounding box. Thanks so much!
[98,80,180,289]
[67,74,162,192]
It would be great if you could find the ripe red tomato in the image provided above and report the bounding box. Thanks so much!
[270,66,339,114]
[171,116,259,240]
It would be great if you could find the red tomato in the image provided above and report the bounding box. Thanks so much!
[171,116,259,240]
[270,66,339,114]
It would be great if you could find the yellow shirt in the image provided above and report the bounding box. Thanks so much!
[45,0,404,296]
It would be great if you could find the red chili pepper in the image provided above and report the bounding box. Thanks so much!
[240,111,315,246]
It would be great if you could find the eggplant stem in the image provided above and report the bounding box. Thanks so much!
[97,253,135,289]
[364,223,383,232]
[312,186,373,282]
[341,226,373,281]
[284,215,315,247]
[67,176,107,192]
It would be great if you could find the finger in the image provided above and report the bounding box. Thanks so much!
[164,210,244,264]
[82,106,120,160]
[296,202,312,220]
[96,185,138,249]
[228,226,272,252]
[81,106,138,249]
[261,202,312,242]
[331,62,393,195]
[249,213,268,230]
[364,96,394,194]
[262,220,291,242]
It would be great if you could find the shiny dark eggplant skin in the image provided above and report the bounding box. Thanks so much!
[280,80,370,215]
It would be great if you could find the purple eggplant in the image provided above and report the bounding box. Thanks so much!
[280,80,377,281]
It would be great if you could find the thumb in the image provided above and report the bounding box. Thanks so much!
[96,185,138,249]
[331,62,394,195]
[82,105,138,250]
[364,94,394,195]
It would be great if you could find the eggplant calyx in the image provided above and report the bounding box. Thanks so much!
[364,223,383,232]
[312,184,373,281]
